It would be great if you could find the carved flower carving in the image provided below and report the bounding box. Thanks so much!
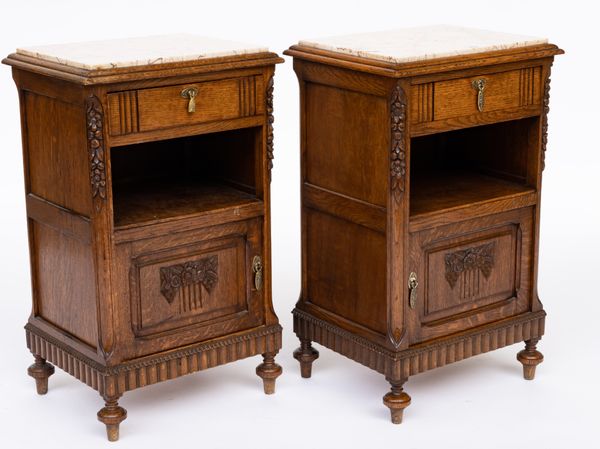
[86,97,107,201]
[390,83,407,200]
[444,242,495,288]
[160,256,218,303]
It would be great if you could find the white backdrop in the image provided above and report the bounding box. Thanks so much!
[0,1,598,448]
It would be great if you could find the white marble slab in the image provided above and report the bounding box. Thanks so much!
[16,34,269,70]
[298,25,547,64]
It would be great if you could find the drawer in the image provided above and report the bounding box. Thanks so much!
[108,75,264,135]
[411,66,542,123]
[408,207,533,343]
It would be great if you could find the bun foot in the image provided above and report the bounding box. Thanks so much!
[383,378,411,424]
[97,397,127,442]
[256,352,282,395]
[517,338,543,380]
[27,355,55,395]
[293,338,319,378]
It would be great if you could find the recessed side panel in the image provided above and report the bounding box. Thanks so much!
[32,221,98,348]
[304,83,388,206]
[25,92,91,216]
[305,208,387,335]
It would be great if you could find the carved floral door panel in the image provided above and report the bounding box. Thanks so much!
[407,207,534,343]
[117,218,265,358]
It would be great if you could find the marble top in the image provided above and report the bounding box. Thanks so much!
[16,34,269,70]
[298,25,548,64]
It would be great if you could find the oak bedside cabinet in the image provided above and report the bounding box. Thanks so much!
[3,35,283,441]
[285,26,563,423]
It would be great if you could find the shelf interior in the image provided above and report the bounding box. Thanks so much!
[409,117,539,219]
[111,127,261,229]
[410,169,535,218]
[113,179,260,228]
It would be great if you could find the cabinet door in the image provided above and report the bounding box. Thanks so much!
[117,218,265,358]
[408,208,533,343]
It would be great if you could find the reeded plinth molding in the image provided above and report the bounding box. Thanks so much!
[26,323,282,396]
[293,308,545,379]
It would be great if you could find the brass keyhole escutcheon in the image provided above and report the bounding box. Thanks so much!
[180,87,198,113]
[252,256,263,291]
[408,272,418,309]
[471,78,487,112]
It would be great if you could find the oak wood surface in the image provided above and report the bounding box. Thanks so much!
[24,92,91,216]
[432,67,541,120]
[109,114,264,146]
[135,77,251,132]
[304,82,389,206]
[303,183,386,233]
[288,39,561,424]
[305,208,387,335]
[113,180,259,228]
[408,207,533,342]
[5,49,283,440]
[409,169,535,218]
[32,221,98,347]
[410,105,541,136]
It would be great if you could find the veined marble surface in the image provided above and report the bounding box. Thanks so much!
[298,25,548,64]
[16,34,269,70]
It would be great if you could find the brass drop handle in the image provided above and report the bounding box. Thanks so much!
[408,272,418,309]
[471,78,487,112]
[252,256,263,291]
[180,87,198,113]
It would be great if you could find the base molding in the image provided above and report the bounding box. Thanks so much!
[26,323,282,396]
[293,308,545,379]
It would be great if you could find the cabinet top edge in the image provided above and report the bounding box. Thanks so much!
[3,52,284,86]
[284,43,563,78]
[13,34,273,70]
[295,26,557,63]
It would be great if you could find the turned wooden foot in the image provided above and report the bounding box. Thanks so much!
[27,355,55,395]
[97,396,127,442]
[293,338,319,378]
[256,352,282,395]
[517,338,544,380]
[383,378,411,424]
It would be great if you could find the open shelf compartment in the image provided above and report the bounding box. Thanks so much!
[111,127,262,229]
[409,117,539,224]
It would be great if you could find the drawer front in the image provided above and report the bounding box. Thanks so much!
[408,208,533,343]
[411,66,542,124]
[117,219,265,357]
[108,75,264,135]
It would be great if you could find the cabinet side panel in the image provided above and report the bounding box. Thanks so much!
[305,83,388,206]
[25,92,91,216]
[305,209,387,334]
[32,221,98,347]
